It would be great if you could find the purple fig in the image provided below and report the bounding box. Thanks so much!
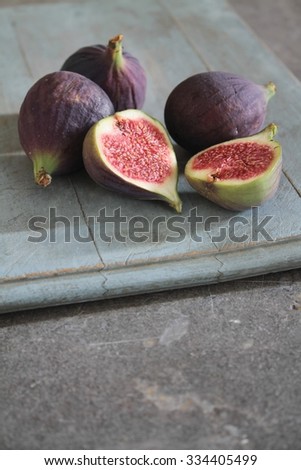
[61,34,147,112]
[185,123,282,211]
[83,109,182,212]
[18,71,114,186]
[164,71,276,153]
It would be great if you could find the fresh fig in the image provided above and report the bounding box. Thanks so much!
[83,109,182,212]
[184,123,282,211]
[18,71,114,186]
[61,34,147,112]
[164,71,276,153]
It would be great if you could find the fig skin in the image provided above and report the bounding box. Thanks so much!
[164,71,276,153]
[18,71,114,186]
[61,34,147,112]
[184,124,282,211]
[83,109,182,213]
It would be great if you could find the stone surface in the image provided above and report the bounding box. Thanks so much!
[1,270,301,449]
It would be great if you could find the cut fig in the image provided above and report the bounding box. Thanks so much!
[61,34,147,112]
[83,109,182,212]
[164,71,276,153]
[18,71,114,186]
[184,123,282,211]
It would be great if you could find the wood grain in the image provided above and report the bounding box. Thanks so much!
[0,0,300,313]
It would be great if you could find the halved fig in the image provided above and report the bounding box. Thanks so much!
[83,109,182,212]
[184,123,282,211]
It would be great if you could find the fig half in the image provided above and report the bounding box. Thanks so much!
[61,34,147,112]
[164,71,276,153]
[83,109,182,212]
[18,71,114,186]
[185,123,282,211]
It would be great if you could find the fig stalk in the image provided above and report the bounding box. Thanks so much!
[265,81,276,101]
[32,154,59,187]
[18,71,114,186]
[35,168,52,187]
[107,34,124,70]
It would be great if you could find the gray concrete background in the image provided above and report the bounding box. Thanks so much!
[1,0,301,450]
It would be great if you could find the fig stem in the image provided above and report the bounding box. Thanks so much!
[263,122,278,140]
[35,168,52,187]
[265,81,276,101]
[108,34,124,70]
[169,196,182,213]
[32,154,59,187]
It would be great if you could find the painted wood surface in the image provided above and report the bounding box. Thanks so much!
[0,0,300,313]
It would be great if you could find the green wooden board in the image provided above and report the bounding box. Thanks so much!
[1,0,301,313]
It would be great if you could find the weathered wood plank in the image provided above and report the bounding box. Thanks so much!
[0,0,301,313]
[2,236,301,314]
[0,114,22,154]
[70,169,301,269]
[0,151,103,281]
[0,9,34,113]
[0,121,102,286]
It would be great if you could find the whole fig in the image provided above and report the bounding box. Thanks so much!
[18,71,114,186]
[164,71,276,153]
[61,34,147,112]
[185,123,282,211]
[83,109,182,212]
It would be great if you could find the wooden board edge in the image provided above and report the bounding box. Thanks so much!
[1,236,300,314]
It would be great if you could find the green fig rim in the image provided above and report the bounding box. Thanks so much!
[83,109,182,213]
[184,123,282,210]
[185,123,282,188]
[32,154,60,187]
[107,34,124,71]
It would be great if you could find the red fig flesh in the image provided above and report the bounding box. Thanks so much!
[185,124,282,211]
[164,71,276,153]
[83,110,182,212]
[61,34,147,112]
[18,71,114,186]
